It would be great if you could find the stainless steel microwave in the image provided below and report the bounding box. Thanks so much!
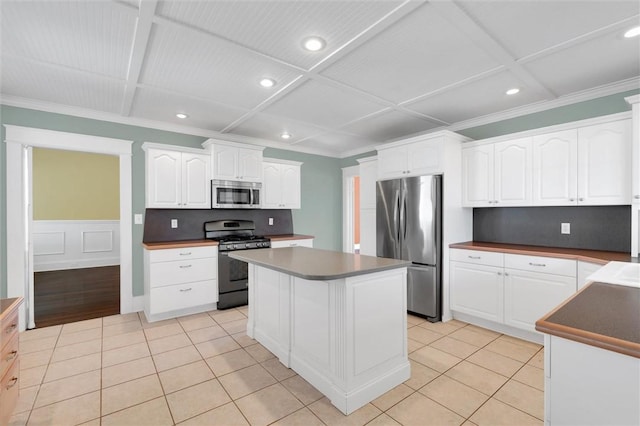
[211,180,261,209]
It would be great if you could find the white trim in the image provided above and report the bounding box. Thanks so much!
[342,165,359,254]
[262,157,303,167]
[462,111,632,147]
[132,295,145,313]
[201,138,265,151]
[356,155,378,164]
[141,141,208,155]
[4,125,134,330]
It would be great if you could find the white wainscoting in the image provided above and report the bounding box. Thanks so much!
[33,220,120,271]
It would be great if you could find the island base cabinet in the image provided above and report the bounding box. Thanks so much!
[545,335,640,426]
[247,265,410,415]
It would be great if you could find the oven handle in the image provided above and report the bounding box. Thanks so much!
[250,188,254,206]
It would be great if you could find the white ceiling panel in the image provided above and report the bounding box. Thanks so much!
[406,71,548,123]
[262,79,385,128]
[156,0,404,70]
[341,110,443,143]
[141,23,303,109]
[459,0,640,60]
[296,131,376,155]
[1,57,124,114]
[0,0,136,79]
[523,32,640,96]
[131,88,248,132]
[231,112,327,144]
[321,3,502,103]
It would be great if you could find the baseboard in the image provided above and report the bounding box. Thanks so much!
[131,295,145,313]
[34,258,119,272]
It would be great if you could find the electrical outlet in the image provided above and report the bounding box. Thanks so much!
[561,222,570,234]
[134,214,143,225]
[171,219,178,229]
[268,218,274,226]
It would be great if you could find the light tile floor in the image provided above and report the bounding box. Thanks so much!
[10,308,544,425]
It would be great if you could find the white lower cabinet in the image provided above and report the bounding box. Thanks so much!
[144,245,218,322]
[270,238,314,248]
[450,249,577,337]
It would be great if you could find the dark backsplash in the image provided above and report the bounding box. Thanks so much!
[473,206,631,253]
[143,208,294,242]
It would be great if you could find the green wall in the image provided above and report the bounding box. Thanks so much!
[33,148,120,220]
[0,105,345,297]
[1,88,637,298]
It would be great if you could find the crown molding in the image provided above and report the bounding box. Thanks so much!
[0,95,339,158]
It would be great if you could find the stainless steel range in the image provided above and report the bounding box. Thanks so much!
[204,220,271,309]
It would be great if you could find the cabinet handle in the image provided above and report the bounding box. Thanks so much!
[529,262,546,267]
[504,272,509,276]
[290,243,298,247]
[579,198,584,202]
[5,350,17,361]
[467,255,481,259]
[179,252,192,256]
[179,264,192,269]
[569,198,575,202]
[5,323,16,334]
[497,272,502,276]
[6,377,18,389]
[179,288,193,292]
[635,195,640,199]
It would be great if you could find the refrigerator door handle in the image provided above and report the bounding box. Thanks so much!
[403,198,408,239]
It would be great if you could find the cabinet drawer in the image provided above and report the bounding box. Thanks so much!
[0,358,20,426]
[0,333,18,381]
[150,257,217,288]
[149,246,216,263]
[150,280,218,314]
[1,309,19,353]
[450,249,503,267]
[271,239,313,249]
[505,254,576,277]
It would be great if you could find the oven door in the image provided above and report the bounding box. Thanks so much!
[218,251,248,294]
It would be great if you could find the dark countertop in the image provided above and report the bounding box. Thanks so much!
[536,282,640,358]
[450,241,636,265]
[229,247,410,280]
[143,234,314,250]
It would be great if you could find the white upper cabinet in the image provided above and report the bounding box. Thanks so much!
[494,138,532,206]
[532,130,578,205]
[262,159,302,209]
[143,144,211,209]
[577,120,631,205]
[206,140,264,182]
[377,138,441,180]
[464,115,632,208]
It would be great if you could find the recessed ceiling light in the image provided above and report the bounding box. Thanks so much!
[506,88,520,95]
[281,132,292,140]
[302,36,326,52]
[176,113,188,119]
[259,78,276,88]
[624,26,640,38]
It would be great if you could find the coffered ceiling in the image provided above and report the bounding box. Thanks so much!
[1,1,639,157]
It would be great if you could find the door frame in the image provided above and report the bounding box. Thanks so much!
[342,165,359,253]
[5,125,133,330]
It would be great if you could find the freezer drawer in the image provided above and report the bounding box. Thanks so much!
[407,265,440,321]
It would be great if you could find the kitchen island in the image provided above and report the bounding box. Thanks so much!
[535,277,640,425]
[229,247,411,415]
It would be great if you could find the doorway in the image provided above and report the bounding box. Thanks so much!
[31,148,121,327]
[342,165,360,253]
[5,125,133,331]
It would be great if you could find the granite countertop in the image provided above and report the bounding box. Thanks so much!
[229,247,411,280]
[143,234,314,250]
[450,241,636,265]
[536,282,640,358]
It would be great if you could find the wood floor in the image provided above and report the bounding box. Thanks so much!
[34,265,120,328]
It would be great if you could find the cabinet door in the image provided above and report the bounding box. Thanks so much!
[577,261,602,290]
[212,145,238,181]
[504,269,575,332]
[238,148,263,182]
[281,164,301,208]
[494,138,532,206]
[359,160,377,210]
[407,140,441,176]
[359,208,376,256]
[262,162,282,208]
[377,146,408,180]
[461,145,494,207]
[271,239,313,248]
[182,153,211,208]
[578,120,631,205]
[450,261,503,322]
[532,130,578,206]
[147,149,182,208]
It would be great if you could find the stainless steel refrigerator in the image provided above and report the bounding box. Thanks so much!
[376,175,442,322]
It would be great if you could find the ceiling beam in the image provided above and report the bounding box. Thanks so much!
[120,0,158,116]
